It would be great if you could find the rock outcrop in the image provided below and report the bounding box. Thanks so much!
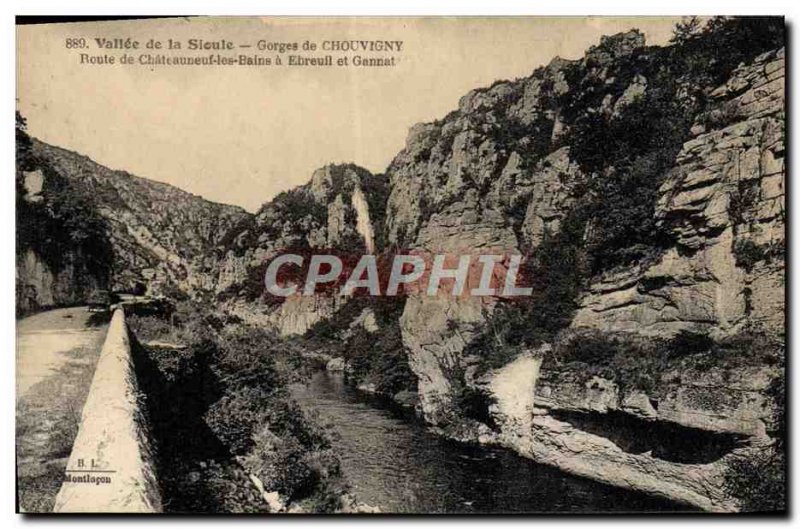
[216,164,387,335]
[17,136,250,314]
[17,126,114,314]
[573,48,785,336]
[203,27,784,510]
[378,26,784,511]
[16,247,107,315]
[30,140,251,297]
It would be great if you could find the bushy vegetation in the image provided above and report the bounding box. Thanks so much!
[723,371,785,512]
[733,240,764,272]
[346,319,417,396]
[466,210,589,375]
[130,304,348,513]
[127,314,174,342]
[732,239,786,272]
[568,94,686,273]
[550,332,660,393]
[695,103,741,131]
[553,17,784,276]
[215,214,257,258]
[547,327,783,395]
[303,296,418,397]
[268,187,328,233]
[670,17,784,89]
[724,444,785,512]
[356,170,390,251]
[216,185,327,263]
[217,164,389,303]
[433,352,498,430]
[16,112,114,284]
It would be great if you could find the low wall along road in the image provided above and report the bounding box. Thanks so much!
[54,308,162,513]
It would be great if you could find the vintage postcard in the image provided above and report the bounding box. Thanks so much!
[15,16,785,514]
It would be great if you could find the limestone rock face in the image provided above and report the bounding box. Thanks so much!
[383,55,586,423]
[485,353,543,434]
[518,148,580,247]
[16,248,106,315]
[535,360,775,438]
[388,37,784,430]
[29,139,250,298]
[399,193,521,424]
[216,164,385,335]
[492,413,740,512]
[350,307,379,333]
[388,31,651,423]
[586,29,646,65]
[326,357,346,371]
[572,48,785,336]
[362,30,784,511]
[475,348,778,511]
[384,58,582,252]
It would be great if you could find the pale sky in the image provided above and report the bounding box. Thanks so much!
[17,17,682,212]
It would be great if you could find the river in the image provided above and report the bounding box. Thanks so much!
[290,371,693,514]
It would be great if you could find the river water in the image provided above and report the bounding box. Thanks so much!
[290,371,693,514]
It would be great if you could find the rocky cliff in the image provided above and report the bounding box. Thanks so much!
[18,138,250,311]
[215,163,388,335]
[572,47,785,336]
[16,117,112,314]
[16,246,108,316]
[379,20,785,511]
[208,25,784,510]
[214,20,783,511]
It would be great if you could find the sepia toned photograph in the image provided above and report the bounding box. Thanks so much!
[14,15,786,515]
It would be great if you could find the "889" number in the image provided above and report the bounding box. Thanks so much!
[65,38,88,49]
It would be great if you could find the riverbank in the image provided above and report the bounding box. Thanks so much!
[290,370,694,513]
[127,304,361,513]
[321,352,760,513]
[124,299,775,513]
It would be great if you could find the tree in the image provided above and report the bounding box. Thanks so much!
[16,111,36,175]
[670,16,703,45]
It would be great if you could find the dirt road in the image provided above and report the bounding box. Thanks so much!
[16,307,109,512]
